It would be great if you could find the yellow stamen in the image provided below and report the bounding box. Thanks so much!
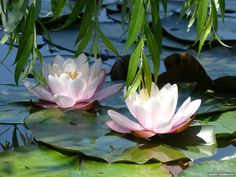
[66,71,80,80]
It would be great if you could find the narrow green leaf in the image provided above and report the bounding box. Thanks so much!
[58,0,85,29]
[144,24,160,82]
[75,0,93,45]
[14,4,35,64]
[93,29,99,59]
[198,17,211,53]
[51,0,66,19]
[126,39,143,87]
[14,4,35,85]
[125,69,142,99]
[197,0,208,38]
[142,53,152,96]
[213,30,231,48]
[218,0,225,22]
[21,62,32,80]
[35,0,41,18]
[33,69,47,86]
[124,0,145,52]
[34,47,44,64]
[0,34,9,44]
[15,36,33,84]
[74,23,94,57]
[211,0,218,31]
[161,0,167,15]
[150,0,162,49]
[99,28,119,56]
[37,19,52,44]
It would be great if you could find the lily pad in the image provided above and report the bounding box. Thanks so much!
[179,155,236,177]
[79,160,171,177]
[0,85,35,124]
[25,108,216,163]
[0,146,79,177]
[201,110,236,136]
[162,12,236,43]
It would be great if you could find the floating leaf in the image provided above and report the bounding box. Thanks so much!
[201,110,236,136]
[24,109,189,163]
[179,156,236,177]
[0,146,79,177]
[80,160,171,177]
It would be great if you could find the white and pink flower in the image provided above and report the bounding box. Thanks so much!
[106,83,201,138]
[24,54,122,109]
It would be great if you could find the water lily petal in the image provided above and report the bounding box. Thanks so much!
[79,78,99,101]
[172,99,201,127]
[151,88,175,133]
[95,70,106,92]
[24,80,44,100]
[107,110,144,131]
[54,55,65,67]
[24,80,54,102]
[52,64,62,76]
[106,120,131,133]
[48,75,65,95]
[133,103,152,130]
[89,59,102,83]
[88,83,123,102]
[124,89,138,117]
[76,53,87,66]
[132,130,156,138]
[150,83,159,97]
[63,59,78,72]
[68,75,85,100]
[43,62,52,79]
[55,95,76,108]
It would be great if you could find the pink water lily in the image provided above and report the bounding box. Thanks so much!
[106,83,201,138]
[24,54,122,109]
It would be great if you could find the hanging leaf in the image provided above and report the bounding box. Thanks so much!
[75,1,94,45]
[14,4,35,85]
[142,53,152,96]
[197,0,208,38]
[58,0,85,29]
[74,22,94,57]
[144,24,160,82]
[126,39,143,87]
[124,0,144,52]
[99,28,119,56]
[51,0,67,19]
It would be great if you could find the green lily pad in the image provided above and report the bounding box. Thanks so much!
[0,85,35,124]
[25,108,217,163]
[179,155,236,177]
[201,110,236,136]
[79,160,171,177]
[0,146,79,177]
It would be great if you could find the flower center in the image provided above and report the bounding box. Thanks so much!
[66,71,80,80]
